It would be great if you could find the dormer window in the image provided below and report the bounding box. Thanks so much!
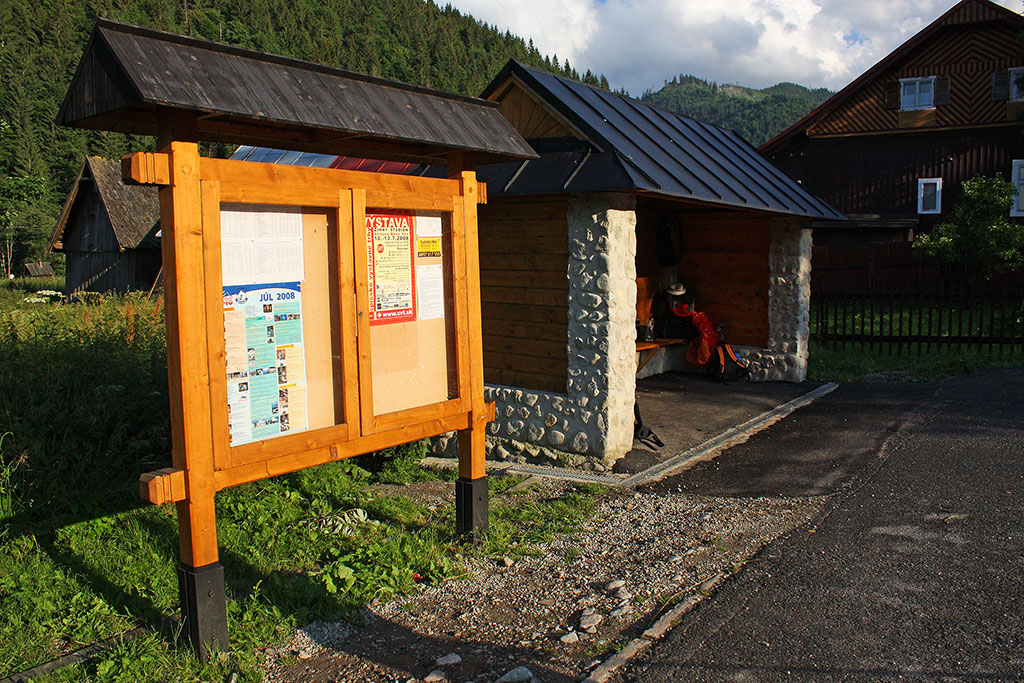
[901,76,936,110]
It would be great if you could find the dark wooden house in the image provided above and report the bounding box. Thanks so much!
[50,156,161,294]
[761,0,1024,247]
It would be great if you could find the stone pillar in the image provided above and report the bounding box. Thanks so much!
[432,193,639,468]
[746,219,812,382]
[566,193,637,458]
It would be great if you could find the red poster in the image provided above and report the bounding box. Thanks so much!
[366,212,417,325]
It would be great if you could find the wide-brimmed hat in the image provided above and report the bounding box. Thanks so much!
[666,283,687,296]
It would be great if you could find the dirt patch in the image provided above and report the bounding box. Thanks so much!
[261,479,826,683]
[369,481,455,509]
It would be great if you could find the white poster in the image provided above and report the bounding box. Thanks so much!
[221,205,304,286]
[416,264,444,320]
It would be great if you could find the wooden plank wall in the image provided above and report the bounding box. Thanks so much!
[635,208,771,347]
[769,125,1024,224]
[478,197,569,393]
[808,20,1021,137]
[678,217,770,346]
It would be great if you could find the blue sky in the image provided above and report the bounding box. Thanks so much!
[446,0,1022,95]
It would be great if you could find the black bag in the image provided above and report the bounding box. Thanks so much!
[633,402,664,450]
[707,342,749,382]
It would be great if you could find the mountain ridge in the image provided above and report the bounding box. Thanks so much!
[640,74,833,146]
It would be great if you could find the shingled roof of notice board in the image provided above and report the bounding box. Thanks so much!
[57,20,538,166]
[481,62,844,221]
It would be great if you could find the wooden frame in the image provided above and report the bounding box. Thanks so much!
[57,18,538,654]
[130,150,492,498]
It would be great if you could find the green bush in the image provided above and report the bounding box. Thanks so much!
[914,174,1024,275]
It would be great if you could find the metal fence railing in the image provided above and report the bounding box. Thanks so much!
[811,246,1024,355]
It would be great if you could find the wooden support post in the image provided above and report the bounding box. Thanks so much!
[450,152,489,538]
[157,111,228,658]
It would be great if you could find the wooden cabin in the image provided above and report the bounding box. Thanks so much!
[49,156,161,295]
[761,0,1024,248]
[466,61,843,465]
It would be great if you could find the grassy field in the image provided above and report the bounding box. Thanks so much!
[808,339,1024,382]
[808,299,1024,382]
[0,286,601,682]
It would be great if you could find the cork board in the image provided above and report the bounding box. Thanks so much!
[219,204,342,448]
[369,212,454,416]
[300,211,337,430]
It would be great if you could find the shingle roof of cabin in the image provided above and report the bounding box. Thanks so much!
[24,262,55,278]
[57,20,537,166]
[50,157,161,253]
[480,61,844,221]
[760,0,1024,156]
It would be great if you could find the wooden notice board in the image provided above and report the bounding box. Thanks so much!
[131,153,491,499]
[127,132,494,661]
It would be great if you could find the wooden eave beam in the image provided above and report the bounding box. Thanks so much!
[48,165,88,253]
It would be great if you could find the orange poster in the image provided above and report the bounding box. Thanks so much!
[366,212,417,325]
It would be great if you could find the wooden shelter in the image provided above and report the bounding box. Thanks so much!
[23,261,55,278]
[49,156,161,294]
[58,19,534,658]
[461,61,843,465]
[761,0,1024,247]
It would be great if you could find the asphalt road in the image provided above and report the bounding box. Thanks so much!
[622,369,1024,682]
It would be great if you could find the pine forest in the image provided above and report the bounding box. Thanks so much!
[0,0,828,271]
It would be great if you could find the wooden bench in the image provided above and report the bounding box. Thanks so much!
[635,338,688,374]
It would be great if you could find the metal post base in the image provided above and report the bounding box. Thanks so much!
[177,562,229,660]
[455,476,489,539]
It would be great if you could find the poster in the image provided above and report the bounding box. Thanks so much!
[366,212,416,325]
[223,282,308,446]
[221,205,304,286]
[415,215,445,321]
[221,205,308,446]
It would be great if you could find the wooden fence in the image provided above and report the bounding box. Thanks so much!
[812,245,1024,354]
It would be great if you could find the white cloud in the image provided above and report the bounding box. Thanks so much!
[444,0,1024,94]
[446,0,600,68]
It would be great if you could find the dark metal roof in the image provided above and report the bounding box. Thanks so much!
[481,62,844,220]
[50,157,161,253]
[57,20,537,166]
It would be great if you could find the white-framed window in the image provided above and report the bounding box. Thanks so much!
[1011,160,1024,217]
[901,76,936,110]
[918,178,942,214]
[1011,67,1024,102]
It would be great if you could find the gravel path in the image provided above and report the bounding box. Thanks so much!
[261,480,827,683]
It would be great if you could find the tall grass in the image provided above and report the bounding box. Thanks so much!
[0,293,169,530]
[0,276,66,301]
[0,293,602,681]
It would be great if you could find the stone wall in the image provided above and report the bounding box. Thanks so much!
[744,220,812,382]
[432,193,638,467]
